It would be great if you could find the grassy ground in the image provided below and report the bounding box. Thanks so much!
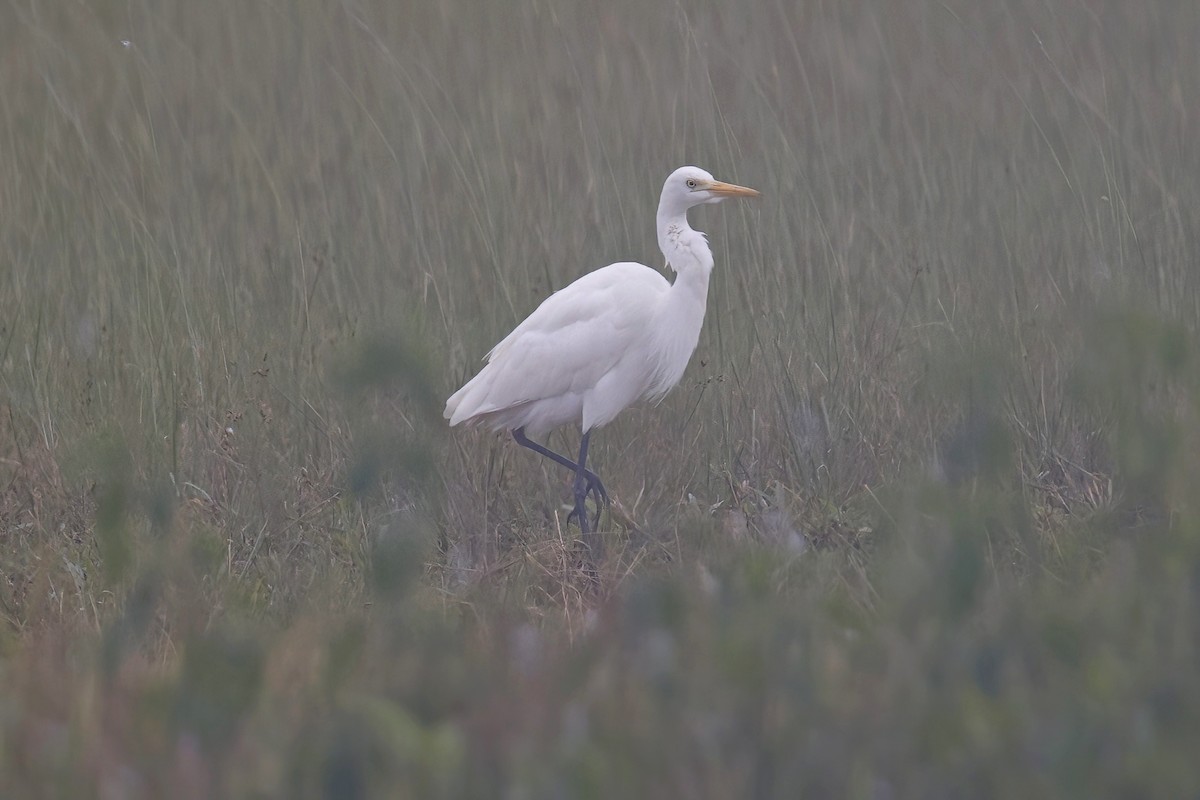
[2,0,1200,796]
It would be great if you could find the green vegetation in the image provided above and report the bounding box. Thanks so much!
[3,0,1199,796]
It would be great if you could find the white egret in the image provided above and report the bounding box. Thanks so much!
[445,166,759,553]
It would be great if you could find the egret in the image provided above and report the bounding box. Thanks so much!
[445,166,759,554]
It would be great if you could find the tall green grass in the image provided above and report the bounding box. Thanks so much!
[2,0,1199,795]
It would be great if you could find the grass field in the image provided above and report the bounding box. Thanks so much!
[3,0,1200,796]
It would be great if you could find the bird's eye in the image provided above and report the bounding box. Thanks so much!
[686,179,697,189]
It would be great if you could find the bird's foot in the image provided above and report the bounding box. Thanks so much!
[566,470,608,529]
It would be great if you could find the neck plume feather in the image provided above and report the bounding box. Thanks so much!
[656,210,714,276]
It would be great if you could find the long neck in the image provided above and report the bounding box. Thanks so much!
[647,206,714,397]
[657,205,714,331]
[656,205,714,279]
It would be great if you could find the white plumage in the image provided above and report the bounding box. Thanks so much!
[445,166,759,548]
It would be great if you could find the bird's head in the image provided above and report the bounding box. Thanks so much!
[656,166,759,274]
[660,166,760,216]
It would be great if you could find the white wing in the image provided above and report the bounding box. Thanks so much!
[445,262,670,434]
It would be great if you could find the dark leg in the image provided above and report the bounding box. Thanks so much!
[511,428,608,524]
[573,431,602,558]
[572,431,592,538]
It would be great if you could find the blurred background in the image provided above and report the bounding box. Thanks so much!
[2,0,1199,796]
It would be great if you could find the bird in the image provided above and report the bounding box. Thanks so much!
[445,166,759,555]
